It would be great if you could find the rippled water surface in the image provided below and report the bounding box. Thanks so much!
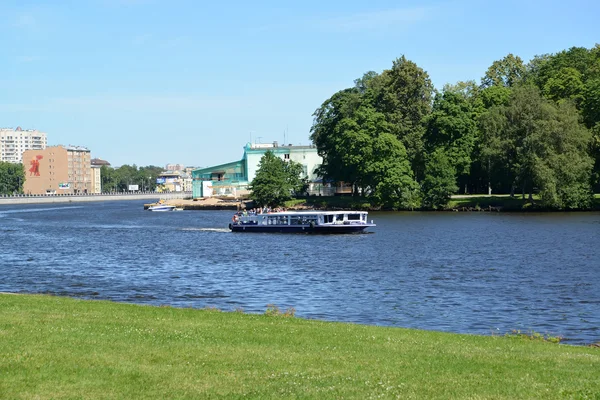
[1,200,599,344]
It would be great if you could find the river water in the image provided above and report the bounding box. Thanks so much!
[1,200,598,344]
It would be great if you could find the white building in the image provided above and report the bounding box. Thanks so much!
[245,141,322,183]
[0,127,48,164]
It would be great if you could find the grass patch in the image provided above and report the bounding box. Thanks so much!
[447,195,532,211]
[1,294,599,399]
[283,198,308,208]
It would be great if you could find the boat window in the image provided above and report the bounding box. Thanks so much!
[335,214,343,222]
[268,215,289,225]
[347,214,361,220]
[304,216,317,224]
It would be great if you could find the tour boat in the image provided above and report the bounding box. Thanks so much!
[229,210,375,233]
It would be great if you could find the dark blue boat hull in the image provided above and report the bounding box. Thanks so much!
[229,223,373,234]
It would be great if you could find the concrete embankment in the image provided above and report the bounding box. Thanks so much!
[0,192,190,206]
[145,198,247,210]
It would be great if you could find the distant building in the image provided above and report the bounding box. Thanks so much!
[22,145,92,194]
[0,127,47,164]
[91,158,111,167]
[156,171,184,192]
[90,165,102,194]
[165,163,185,171]
[90,159,110,194]
[192,141,322,198]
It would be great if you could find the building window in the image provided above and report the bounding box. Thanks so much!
[284,154,290,160]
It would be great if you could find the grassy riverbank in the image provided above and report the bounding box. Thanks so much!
[286,194,600,211]
[1,294,598,399]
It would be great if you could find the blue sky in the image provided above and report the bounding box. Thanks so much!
[1,0,598,168]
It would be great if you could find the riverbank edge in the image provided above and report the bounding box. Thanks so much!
[0,192,190,206]
[280,194,600,212]
[150,194,600,212]
[2,293,599,398]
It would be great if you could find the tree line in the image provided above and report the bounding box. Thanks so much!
[309,45,600,209]
[99,165,164,192]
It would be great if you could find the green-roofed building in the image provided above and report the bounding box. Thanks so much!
[192,141,323,199]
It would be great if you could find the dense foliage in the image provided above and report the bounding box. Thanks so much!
[100,165,164,192]
[250,150,307,207]
[310,45,600,209]
[0,162,25,195]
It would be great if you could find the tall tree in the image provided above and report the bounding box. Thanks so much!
[368,56,434,178]
[421,149,458,209]
[480,86,593,207]
[425,89,478,193]
[481,53,526,88]
[367,132,419,209]
[310,88,362,183]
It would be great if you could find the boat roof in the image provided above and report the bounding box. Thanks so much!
[241,210,368,216]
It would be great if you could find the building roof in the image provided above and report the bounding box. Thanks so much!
[245,141,316,151]
[91,158,111,166]
[63,145,90,152]
[193,159,245,174]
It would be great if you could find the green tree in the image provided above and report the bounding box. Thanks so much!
[421,149,458,209]
[369,56,434,178]
[100,165,117,192]
[543,67,585,104]
[367,132,419,209]
[100,164,164,192]
[250,151,302,207]
[480,86,593,207]
[425,89,478,193]
[526,45,600,190]
[137,166,163,192]
[283,161,309,195]
[480,85,512,109]
[0,162,25,195]
[310,88,362,184]
[532,101,594,208]
[481,53,526,88]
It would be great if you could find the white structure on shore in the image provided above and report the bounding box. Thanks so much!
[0,127,48,164]
[192,141,323,198]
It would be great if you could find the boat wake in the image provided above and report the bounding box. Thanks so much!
[0,206,84,215]
[180,227,230,233]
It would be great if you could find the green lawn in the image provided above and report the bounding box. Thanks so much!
[447,195,535,211]
[1,294,599,399]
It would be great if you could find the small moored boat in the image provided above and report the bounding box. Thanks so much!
[147,203,177,212]
[229,210,375,233]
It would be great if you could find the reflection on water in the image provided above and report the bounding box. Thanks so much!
[1,200,599,345]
